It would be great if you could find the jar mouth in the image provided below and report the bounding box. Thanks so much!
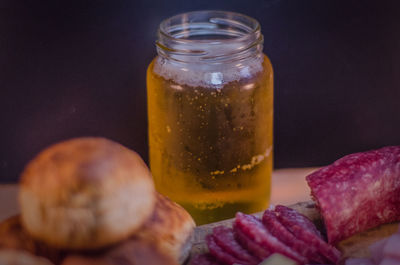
[156,10,263,63]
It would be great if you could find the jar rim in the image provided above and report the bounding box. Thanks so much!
[156,10,263,63]
[158,10,261,44]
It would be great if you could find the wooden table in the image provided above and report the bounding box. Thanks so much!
[0,167,318,222]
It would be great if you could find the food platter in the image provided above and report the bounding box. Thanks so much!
[191,201,400,264]
[1,199,399,265]
[1,139,399,265]
[188,146,400,264]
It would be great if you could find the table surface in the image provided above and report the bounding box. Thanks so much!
[0,167,318,222]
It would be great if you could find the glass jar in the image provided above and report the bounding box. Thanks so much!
[147,11,273,225]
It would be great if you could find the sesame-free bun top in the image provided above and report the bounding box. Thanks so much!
[19,137,156,250]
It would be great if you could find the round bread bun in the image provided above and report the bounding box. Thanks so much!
[0,216,36,254]
[0,215,63,264]
[136,192,195,263]
[61,240,178,265]
[0,249,54,265]
[19,137,156,250]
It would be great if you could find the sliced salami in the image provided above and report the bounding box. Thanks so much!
[206,234,251,265]
[274,205,322,238]
[292,225,340,264]
[262,209,326,264]
[306,146,400,244]
[212,226,259,264]
[234,212,307,264]
[234,225,271,260]
[190,254,222,265]
[275,205,341,264]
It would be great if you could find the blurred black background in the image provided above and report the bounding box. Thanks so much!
[1,0,400,182]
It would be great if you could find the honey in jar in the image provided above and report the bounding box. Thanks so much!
[147,11,273,224]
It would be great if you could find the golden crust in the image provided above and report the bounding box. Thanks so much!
[0,216,37,254]
[0,215,63,264]
[0,249,54,265]
[19,137,156,250]
[136,193,195,263]
[61,239,178,265]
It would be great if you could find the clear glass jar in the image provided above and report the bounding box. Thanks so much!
[147,11,273,224]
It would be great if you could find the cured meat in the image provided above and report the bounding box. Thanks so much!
[275,205,341,264]
[306,146,400,244]
[234,225,271,260]
[291,226,340,264]
[262,209,326,264]
[212,226,259,264]
[190,254,222,265]
[206,234,250,265]
[234,212,307,264]
[274,205,322,238]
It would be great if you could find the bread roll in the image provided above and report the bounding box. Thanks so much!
[136,193,195,263]
[0,249,54,265]
[19,137,156,250]
[61,240,178,265]
[0,216,36,254]
[0,216,62,264]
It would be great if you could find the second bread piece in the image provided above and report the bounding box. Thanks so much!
[136,193,195,263]
[61,240,178,265]
[19,137,156,250]
[0,249,54,265]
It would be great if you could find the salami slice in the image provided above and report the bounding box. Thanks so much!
[262,209,326,264]
[190,254,222,265]
[206,234,251,265]
[274,205,322,238]
[212,226,259,264]
[234,225,271,260]
[234,212,307,264]
[275,205,341,264]
[306,146,400,244]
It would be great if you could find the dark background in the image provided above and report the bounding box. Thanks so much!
[1,0,400,182]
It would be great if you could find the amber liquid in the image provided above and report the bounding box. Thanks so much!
[147,56,273,225]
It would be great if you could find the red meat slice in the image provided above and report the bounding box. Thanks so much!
[275,205,341,264]
[274,205,322,238]
[262,209,326,264]
[190,254,222,265]
[306,146,400,244]
[212,226,259,264]
[206,234,252,265]
[234,212,307,264]
[234,225,271,260]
